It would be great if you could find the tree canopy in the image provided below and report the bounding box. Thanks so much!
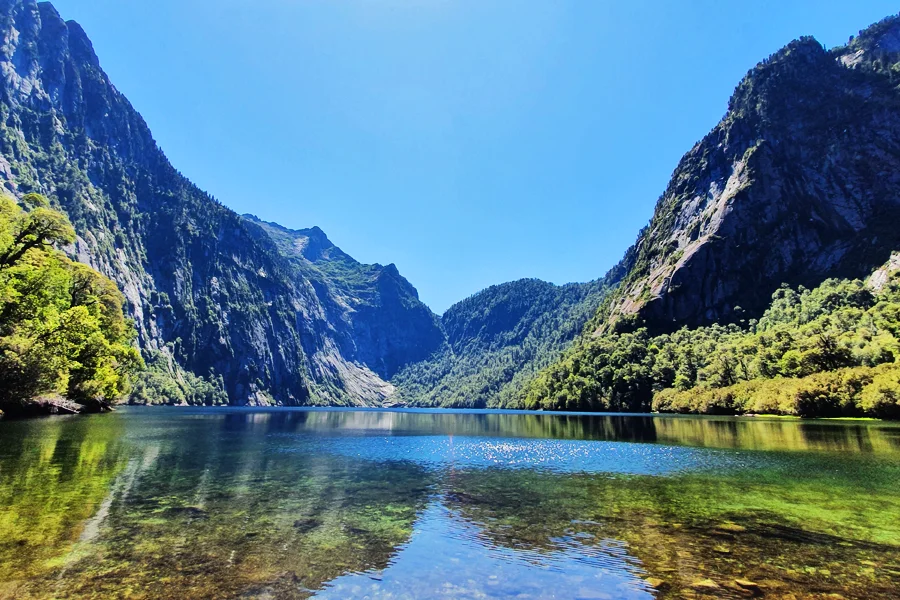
[0,194,142,414]
[524,272,900,419]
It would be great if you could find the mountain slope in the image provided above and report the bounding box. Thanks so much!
[597,17,900,334]
[242,215,446,381]
[0,0,445,405]
[525,259,900,416]
[392,277,614,408]
[525,14,900,411]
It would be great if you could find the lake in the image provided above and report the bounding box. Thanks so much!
[1,408,899,599]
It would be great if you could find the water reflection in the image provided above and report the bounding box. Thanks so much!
[316,503,653,600]
[0,408,898,599]
[0,416,128,585]
[188,407,900,453]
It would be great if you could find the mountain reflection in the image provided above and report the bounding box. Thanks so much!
[203,407,900,453]
[0,409,898,599]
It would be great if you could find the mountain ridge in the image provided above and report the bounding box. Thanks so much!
[0,0,448,406]
[2,1,900,412]
[592,16,900,335]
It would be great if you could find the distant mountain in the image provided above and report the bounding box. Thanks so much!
[596,15,900,334]
[392,277,613,408]
[0,0,445,405]
[242,215,445,382]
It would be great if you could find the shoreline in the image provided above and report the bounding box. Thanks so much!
[3,399,892,422]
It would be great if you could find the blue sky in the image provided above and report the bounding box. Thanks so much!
[50,0,898,313]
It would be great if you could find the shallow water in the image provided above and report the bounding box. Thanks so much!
[1,408,898,599]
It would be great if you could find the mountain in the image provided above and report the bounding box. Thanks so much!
[0,0,612,410]
[241,215,445,382]
[524,258,900,417]
[392,277,614,408]
[0,0,445,406]
[4,1,900,412]
[597,16,900,334]
[525,14,900,413]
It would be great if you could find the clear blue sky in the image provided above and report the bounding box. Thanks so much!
[50,0,898,313]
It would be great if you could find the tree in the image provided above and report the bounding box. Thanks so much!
[0,195,142,413]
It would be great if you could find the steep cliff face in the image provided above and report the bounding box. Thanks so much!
[0,0,444,405]
[243,216,446,381]
[603,16,900,333]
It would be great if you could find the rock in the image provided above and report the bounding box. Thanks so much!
[598,20,900,334]
[867,253,900,291]
[734,579,762,592]
[716,523,747,533]
[691,579,721,591]
[644,577,668,590]
[292,518,318,533]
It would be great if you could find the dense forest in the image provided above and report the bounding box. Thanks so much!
[523,262,900,418]
[392,278,613,408]
[0,194,141,416]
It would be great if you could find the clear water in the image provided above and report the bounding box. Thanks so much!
[1,408,899,599]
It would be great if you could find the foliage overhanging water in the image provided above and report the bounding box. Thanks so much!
[1,408,898,599]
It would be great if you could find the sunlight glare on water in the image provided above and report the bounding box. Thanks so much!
[0,408,898,599]
[283,435,758,476]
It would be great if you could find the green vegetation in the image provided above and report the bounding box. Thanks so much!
[129,349,228,406]
[524,273,900,418]
[392,278,612,408]
[0,195,142,415]
[653,363,900,418]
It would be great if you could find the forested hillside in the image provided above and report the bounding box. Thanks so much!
[392,277,614,408]
[524,257,900,418]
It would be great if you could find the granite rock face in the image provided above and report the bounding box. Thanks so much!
[604,17,900,333]
[0,0,445,405]
[243,216,446,382]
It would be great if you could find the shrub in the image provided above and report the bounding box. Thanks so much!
[859,366,900,419]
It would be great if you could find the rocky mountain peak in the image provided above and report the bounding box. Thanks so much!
[847,14,900,53]
[599,15,900,334]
